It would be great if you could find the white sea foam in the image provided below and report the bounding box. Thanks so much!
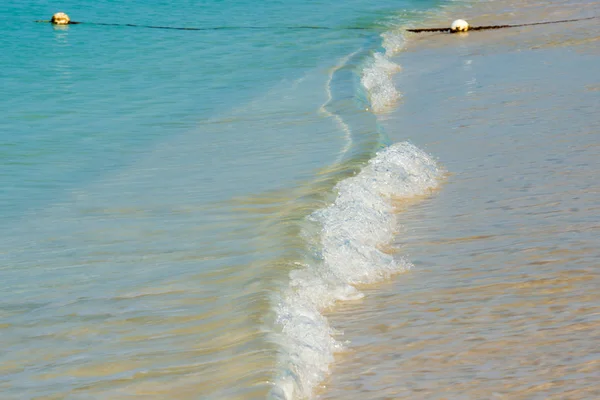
[272,142,443,399]
[361,52,402,113]
[381,30,406,56]
[359,29,408,114]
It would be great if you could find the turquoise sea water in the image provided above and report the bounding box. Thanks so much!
[4,0,600,399]
[1,0,448,398]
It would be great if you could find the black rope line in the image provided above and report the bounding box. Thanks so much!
[36,15,597,33]
[406,16,598,33]
[35,20,369,31]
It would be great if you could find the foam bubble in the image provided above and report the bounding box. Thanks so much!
[272,142,443,399]
[361,52,402,113]
[381,31,406,56]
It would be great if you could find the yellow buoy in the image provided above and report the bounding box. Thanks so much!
[51,12,70,25]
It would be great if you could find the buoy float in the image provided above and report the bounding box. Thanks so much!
[450,19,469,32]
[51,12,70,25]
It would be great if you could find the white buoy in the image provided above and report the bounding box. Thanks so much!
[451,19,469,32]
[51,12,70,25]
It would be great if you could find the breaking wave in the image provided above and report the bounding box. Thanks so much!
[272,142,443,399]
[361,30,407,113]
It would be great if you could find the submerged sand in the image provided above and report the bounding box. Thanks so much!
[320,0,600,398]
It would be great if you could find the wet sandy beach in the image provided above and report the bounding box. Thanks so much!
[320,0,600,398]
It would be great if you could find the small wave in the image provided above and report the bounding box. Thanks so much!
[360,28,409,114]
[381,30,406,56]
[319,50,361,165]
[272,142,443,399]
[361,52,402,113]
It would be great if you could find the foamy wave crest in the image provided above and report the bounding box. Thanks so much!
[381,30,406,56]
[361,52,402,113]
[272,142,443,399]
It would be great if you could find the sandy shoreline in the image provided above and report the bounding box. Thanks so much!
[320,0,600,398]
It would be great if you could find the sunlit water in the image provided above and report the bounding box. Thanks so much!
[1,0,449,399]
[3,0,598,398]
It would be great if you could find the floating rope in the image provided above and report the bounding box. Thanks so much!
[37,12,598,34]
[407,16,598,33]
[35,17,368,32]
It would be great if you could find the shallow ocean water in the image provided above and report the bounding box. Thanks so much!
[2,0,599,399]
[2,0,444,398]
